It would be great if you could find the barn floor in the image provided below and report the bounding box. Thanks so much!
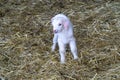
[0,0,120,80]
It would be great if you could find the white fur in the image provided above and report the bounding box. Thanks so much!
[51,14,78,63]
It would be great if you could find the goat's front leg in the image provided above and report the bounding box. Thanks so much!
[58,40,66,64]
[52,34,58,52]
[69,39,78,60]
[52,43,56,52]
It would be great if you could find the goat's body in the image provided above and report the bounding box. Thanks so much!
[58,28,74,44]
[51,14,78,63]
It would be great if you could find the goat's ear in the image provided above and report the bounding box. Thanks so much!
[51,17,54,23]
[63,19,69,30]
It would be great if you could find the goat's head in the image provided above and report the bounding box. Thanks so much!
[51,17,69,33]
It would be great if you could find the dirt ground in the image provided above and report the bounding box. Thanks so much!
[0,0,120,80]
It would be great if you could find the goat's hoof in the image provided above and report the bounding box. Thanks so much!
[60,61,65,64]
[74,56,78,60]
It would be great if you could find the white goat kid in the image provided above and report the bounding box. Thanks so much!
[51,14,78,63]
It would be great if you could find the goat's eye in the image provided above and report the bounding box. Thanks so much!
[58,23,62,26]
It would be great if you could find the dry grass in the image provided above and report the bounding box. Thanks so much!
[0,0,120,80]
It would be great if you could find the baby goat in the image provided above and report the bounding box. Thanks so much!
[51,14,78,63]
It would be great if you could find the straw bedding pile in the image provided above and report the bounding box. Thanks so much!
[0,0,120,80]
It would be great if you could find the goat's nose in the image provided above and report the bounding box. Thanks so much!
[53,30,58,33]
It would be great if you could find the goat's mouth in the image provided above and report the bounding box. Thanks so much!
[53,29,63,33]
[53,30,59,33]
